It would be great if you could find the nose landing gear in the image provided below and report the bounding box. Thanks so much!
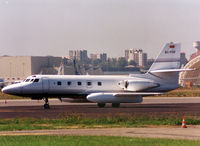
[44,97,50,109]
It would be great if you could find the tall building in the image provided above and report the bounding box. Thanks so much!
[125,49,147,67]
[125,50,129,60]
[90,53,107,62]
[90,54,98,60]
[100,53,107,62]
[69,50,88,63]
[139,53,147,67]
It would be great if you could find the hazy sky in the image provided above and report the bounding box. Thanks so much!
[0,0,200,59]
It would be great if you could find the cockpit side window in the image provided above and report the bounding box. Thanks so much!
[25,79,30,82]
[34,79,40,82]
[67,81,71,86]
[98,82,102,86]
[57,81,62,86]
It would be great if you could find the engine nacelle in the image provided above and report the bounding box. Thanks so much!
[119,80,159,91]
[87,93,143,103]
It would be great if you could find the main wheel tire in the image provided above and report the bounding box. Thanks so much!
[44,103,50,109]
[112,103,120,108]
[97,103,106,108]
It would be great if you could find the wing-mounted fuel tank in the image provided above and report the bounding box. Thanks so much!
[118,80,160,91]
[87,93,143,103]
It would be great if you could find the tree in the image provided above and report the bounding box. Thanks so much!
[92,59,102,66]
[128,60,137,66]
[117,57,128,68]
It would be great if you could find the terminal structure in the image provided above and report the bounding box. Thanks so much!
[179,41,200,87]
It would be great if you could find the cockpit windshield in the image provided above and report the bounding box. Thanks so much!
[34,79,39,82]
[25,79,30,82]
[24,76,39,83]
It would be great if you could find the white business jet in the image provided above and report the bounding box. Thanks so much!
[2,42,191,109]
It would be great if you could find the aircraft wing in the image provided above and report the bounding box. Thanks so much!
[87,92,165,103]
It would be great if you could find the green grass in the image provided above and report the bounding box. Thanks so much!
[0,135,199,146]
[0,115,200,131]
[161,87,200,97]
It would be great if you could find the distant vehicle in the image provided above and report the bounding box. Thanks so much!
[2,42,193,109]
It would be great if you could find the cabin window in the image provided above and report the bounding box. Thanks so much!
[67,81,71,86]
[25,79,30,82]
[31,79,34,82]
[77,81,82,86]
[87,82,92,86]
[34,79,39,82]
[57,81,62,86]
[98,82,102,86]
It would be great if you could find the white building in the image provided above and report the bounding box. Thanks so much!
[69,50,88,63]
[125,49,147,67]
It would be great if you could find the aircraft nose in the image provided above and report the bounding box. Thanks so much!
[2,86,22,95]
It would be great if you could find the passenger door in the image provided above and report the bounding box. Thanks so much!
[42,77,49,94]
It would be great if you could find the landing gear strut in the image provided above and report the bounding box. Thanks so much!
[44,97,50,109]
[97,103,106,108]
[112,103,120,108]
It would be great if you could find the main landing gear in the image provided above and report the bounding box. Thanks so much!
[97,103,121,108]
[112,103,120,108]
[97,103,106,108]
[44,97,50,109]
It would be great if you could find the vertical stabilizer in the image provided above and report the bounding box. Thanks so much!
[148,42,181,72]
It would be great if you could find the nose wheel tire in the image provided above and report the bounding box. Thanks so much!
[97,103,106,108]
[112,103,120,108]
[44,103,50,109]
[44,97,50,109]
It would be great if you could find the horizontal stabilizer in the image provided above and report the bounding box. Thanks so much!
[150,68,196,73]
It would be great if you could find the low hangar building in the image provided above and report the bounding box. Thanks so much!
[179,56,200,87]
[0,56,62,82]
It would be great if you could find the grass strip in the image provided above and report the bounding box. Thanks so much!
[0,135,200,146]
[0,115,200,131]
[161,87,200,97]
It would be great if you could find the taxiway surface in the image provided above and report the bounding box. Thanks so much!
[0,97,200,119]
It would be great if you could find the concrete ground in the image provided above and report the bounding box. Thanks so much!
[0,127,200,140]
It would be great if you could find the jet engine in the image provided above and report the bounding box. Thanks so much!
[87,93,143,103]
[118,80,159,91]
